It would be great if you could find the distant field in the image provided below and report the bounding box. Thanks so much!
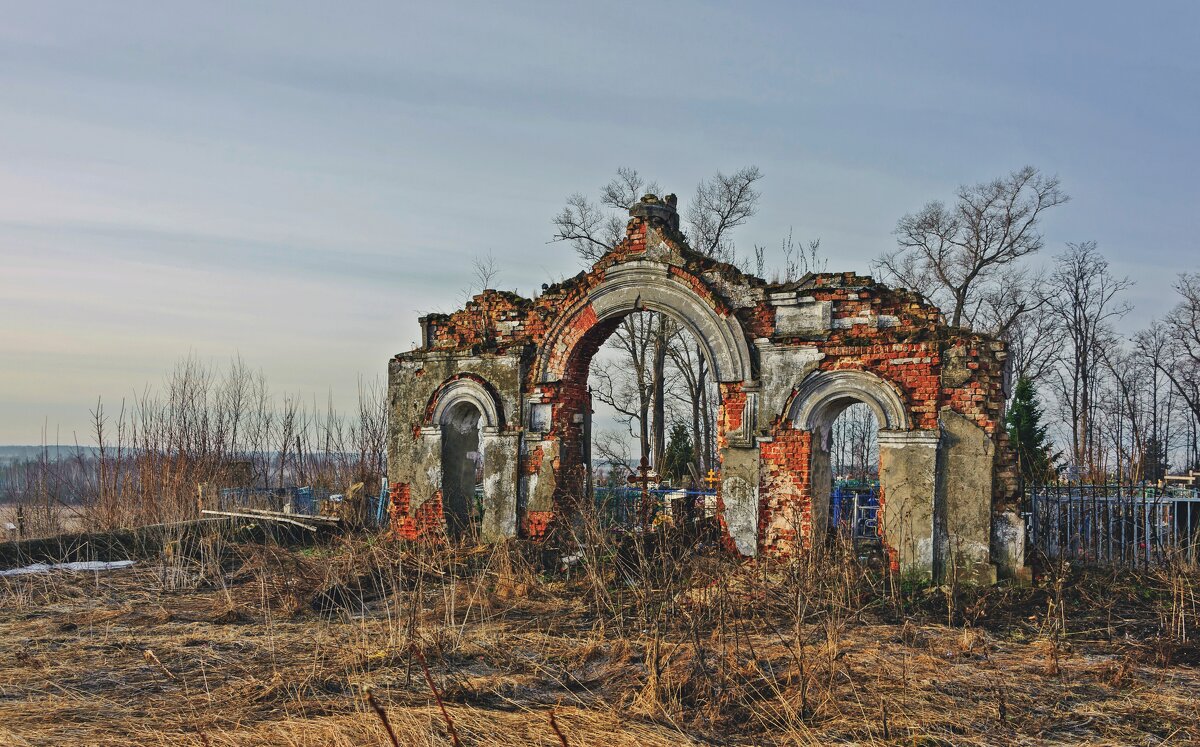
[0,501,87,539]
[0,535,1197,746]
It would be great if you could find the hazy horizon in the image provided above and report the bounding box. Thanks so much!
[3,2,1198,444]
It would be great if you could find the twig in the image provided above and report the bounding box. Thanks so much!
[549,708,570,747]
[200,509,318,531]
[143,649,176,680]
[363,687,400,747]
[412,643,462,747]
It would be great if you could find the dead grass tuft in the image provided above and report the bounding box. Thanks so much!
[1,529,1198,745]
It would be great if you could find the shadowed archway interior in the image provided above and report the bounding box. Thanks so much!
[440,399,482,537]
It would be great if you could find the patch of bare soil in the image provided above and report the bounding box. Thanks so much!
[0,536,1197,746]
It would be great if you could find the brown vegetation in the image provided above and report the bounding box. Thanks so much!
[1,355,387,540]
[1,522,1198,746]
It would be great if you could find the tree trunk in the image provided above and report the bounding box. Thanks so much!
[651,319,669,469]
[699,349,712,473]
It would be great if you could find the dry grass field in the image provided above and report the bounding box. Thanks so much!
[1,530,1198,746]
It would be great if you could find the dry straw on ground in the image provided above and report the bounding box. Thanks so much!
[1,526,1197,746]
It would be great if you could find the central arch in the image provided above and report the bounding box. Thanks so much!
[535,260,754,386]
[789,369,910,433]
[528,259,759,554]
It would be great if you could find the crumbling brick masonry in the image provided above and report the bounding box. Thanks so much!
[387,194,1024,583]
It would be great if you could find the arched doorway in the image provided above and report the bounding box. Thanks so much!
[439,399,482,537]
[528,260,760,554]
[427,376,517,542]
[790,369,938,575]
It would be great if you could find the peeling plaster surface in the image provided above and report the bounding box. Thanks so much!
[385,198,1017,580]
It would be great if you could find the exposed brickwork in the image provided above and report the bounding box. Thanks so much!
[388,483,446,540]
[522,510,554,540]
[389,194,1015,575]
[757,426,812,551]
[716,383,746,451]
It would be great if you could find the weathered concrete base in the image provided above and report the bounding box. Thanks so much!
[721,445,760,557]
[415,427,443,513]
[937,409,997,584]
[480,429,520,541]
[878,430,938,579]
[991,509,1028,582]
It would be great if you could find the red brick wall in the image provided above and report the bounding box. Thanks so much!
[388,483,446,540]
[392,209,1014,554]
[757,426,813,551]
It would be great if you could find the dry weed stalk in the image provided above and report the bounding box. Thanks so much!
[363,687,400,747]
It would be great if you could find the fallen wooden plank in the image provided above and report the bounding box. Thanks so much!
[224,507,341,523]
[201,509,319,532]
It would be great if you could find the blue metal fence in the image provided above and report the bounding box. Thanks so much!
[218,482,391,528]
[1028,483,1200,567]
[831,480,880,541]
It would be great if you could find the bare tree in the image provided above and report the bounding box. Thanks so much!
[1143,274,1200,469]
[876,166,1068,329]
[551,167,762,474]
[666,337,718,475]
[831,403,879,481]
[471,250,500,291]
[1043,242,1132,475]
[686,166,764,263]
[589,312,659,465]
[552,167,661,263]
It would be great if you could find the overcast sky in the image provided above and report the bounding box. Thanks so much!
[1,1,1197,444]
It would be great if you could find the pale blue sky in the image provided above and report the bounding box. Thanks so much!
[1,1,1197,443]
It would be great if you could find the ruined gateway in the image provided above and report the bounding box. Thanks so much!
[387,195,1025,583]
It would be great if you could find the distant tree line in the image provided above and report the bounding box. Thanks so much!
[1,356,386,536]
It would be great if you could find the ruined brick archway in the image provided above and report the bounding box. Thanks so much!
[533,260,754,386]
[527,256,760,551]
[782,369,939,573]
[388,193,1023,582]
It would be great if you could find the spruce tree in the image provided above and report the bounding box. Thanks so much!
[1007,376,1054,484]
[661,423,695,485]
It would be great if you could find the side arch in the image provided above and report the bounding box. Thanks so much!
[425,374,517,542]
[428,376,503,429]
[788,369,911,432]
[534,260,754,385]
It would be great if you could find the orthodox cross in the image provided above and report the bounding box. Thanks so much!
[704,469,720,490]
[628,455,658,526]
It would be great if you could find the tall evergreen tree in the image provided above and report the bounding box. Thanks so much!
[1007,376,1054,484]
[1138,435,1169,483]
[661,423,695,485]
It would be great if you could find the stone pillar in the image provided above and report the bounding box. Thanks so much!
[480,428,520,542]
[809,425,833,536]
[991,510,1028,582]
[721,445,760,557]
[415,426,444,510]
[719,382,760,557]
[937,409,998,584]
[877,429,938,579]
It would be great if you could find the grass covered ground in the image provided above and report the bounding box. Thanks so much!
[1,530,1198,746]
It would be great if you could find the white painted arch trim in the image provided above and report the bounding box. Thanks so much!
[430,378,502,429]
[789,369,911,432]
[535,260,753,384]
